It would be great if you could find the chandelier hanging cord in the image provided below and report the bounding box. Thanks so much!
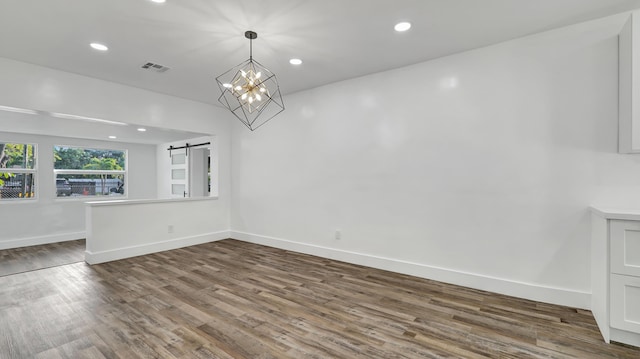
[245,31,257,60]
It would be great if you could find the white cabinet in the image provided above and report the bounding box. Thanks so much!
[591,208,640,348]
[611,274,640,333]
[619,12,640,154]
[609,220,640,335]
[611,220,640,276]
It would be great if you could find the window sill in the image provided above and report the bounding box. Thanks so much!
[0,198,39,204]
[55,195,128,203]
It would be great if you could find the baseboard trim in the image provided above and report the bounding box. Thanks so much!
[611,328,640,347]
[230,231,591,309]
[85,230,230,265]
[0,231,85,250]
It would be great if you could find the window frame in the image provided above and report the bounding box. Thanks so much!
[53,145,128,200]
[0,142,38,203]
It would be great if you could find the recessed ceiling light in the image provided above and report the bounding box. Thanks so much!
[289,58,302,65]
[394,22,411,32]
[137,128,147,132]
[150,0,166,3]
[90,42,109,51]
[108,136,117,139]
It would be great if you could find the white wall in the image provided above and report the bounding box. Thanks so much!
[0,131,156,249]
[0,56,232,249]
[230,13,640,308]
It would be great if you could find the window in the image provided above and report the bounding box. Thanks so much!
[0,143,37,201]
[54,146,126,198]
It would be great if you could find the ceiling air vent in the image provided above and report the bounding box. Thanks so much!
[141,62,170,73]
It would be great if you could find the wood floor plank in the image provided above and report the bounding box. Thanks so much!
[1,239,639,358]
[0,239,84,277]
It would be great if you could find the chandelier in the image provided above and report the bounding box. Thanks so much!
[216,31,285,131]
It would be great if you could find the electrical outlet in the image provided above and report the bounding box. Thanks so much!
[335,229,341,240]
[168,225,174,233]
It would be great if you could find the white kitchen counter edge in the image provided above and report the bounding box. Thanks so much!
[590,206,640,221]
[86,196,218,207]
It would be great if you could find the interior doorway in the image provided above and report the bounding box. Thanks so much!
[189,147,210,197]
[170,152,189,198]
[169,145,211,198]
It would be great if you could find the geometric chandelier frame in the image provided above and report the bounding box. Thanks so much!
[216,31,285,131]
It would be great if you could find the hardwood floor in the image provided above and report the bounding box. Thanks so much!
[0,239,638,358]
[0,239,85,277]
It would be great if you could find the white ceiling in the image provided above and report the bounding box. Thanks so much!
[2,0,640,104]
[1,0,640,143]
